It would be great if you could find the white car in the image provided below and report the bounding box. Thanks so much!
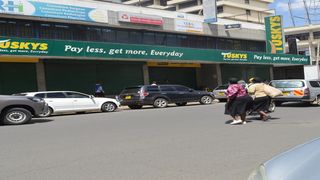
[17,91,120,117]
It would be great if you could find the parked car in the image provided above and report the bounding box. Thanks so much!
[0,95,47,125]
[119,85,214,109]
[15,91,120,117]
[212,84,228,101]
[269,79,320,106]
[248,137,320,180]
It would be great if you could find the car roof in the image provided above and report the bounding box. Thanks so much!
[19,91,86,95]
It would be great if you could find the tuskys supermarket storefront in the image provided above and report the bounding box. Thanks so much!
[0,37,310,95]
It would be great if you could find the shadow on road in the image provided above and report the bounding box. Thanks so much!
[279,102,319,108]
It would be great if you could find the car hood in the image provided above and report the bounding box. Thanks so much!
[263,137,320,180]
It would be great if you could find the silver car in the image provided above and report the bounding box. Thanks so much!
[270,79,320,106]
[212,84,228,101]
[248,137,320,180]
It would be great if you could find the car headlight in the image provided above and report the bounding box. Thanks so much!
[28,97,44,103]
[247,164,268,180]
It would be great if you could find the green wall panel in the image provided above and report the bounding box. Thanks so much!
[149,67,196,89]
[45,60,144,95]
[0,63,37,95]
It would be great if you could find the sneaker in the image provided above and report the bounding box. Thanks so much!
[242,121,247,125]
[230,120,242,125]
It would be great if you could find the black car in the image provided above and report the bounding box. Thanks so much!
[119,85,214,109]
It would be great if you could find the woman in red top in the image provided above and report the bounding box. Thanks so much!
[225,78,253,125]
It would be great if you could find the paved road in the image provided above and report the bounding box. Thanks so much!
[1,102,320,180]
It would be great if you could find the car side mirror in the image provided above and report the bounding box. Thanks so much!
[89,95,94,99]
[189,89,194,92]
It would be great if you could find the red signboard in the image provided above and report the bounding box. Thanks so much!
[118,12,163,26]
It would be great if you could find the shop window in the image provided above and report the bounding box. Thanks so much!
[143,32,155,45]
[129,31,142,44]
[87,27,102,41]
[245,0,249,4]
[246,10,251,16]
[73,25,87,41]
[155,33,166,46]
[116,30,129,43]
[207,37,217,49]
[217,38,233,50]
[55,24,72,40]
[0,20,17,37]
[217,6,223,13]
[177,35,189,47]
[233,40,242,50]
[166,34,177,47]
[101,28,116,42]
[39,23,55,39]
[18,21,34,38]
[314,31,320,39]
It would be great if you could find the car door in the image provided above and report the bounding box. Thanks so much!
[65,92,98,110]
[159,85,179,102]
[175,85,201,102]
[44,92,73,112]
[172,85,191,102]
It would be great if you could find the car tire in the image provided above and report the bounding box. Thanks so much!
[37,107,53,117]
[128,105,143,109]
[200,96,213,105]
[101,102,117,112]
[153,98,168,108]
[268,101,276,112]
[176,102,187,106]
[1,108,32,125]
[314,95,320,106]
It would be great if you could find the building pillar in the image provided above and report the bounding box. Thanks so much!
[142,63,150,85]
[36,59,46,91]
[216,64,222,85]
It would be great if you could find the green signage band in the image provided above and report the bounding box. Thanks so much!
[265,15,285,54]
[0,37,310,65]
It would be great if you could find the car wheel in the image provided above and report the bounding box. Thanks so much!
[176,102,187,106]
[153,98,168,108]
[101,102,117,112]
[1,108,32,125]
[37,107,53,117]
[268,101,276,112]
[200,96,213,104]
[315,95,320,106]
[128,105,143,109]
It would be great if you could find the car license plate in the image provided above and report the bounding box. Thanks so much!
[219,92,225,96]
[282,92,290,96]
[125,96,132,100]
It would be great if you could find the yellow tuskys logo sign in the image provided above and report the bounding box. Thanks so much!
[221,52,248,60]
[265,15,284,54]
[0,39,48,51]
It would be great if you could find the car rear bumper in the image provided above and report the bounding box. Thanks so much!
[273,96,312,102]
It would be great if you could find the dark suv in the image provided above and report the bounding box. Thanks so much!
[119,85,214,109]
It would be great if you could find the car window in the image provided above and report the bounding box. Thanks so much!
[146,86,160,92]
[34,93,45,98]
[160,86,175,91]
[46,92,66,98]
[270,81,305,88]
[66,92,89,98]
[121,87,141,94]
[174,86,190,92]
[215,85,228,90]
[309,81,320,87]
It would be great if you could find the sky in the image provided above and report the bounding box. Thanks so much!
[270,0,320,27]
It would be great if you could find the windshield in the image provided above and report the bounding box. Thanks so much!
[271,81,305,88]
